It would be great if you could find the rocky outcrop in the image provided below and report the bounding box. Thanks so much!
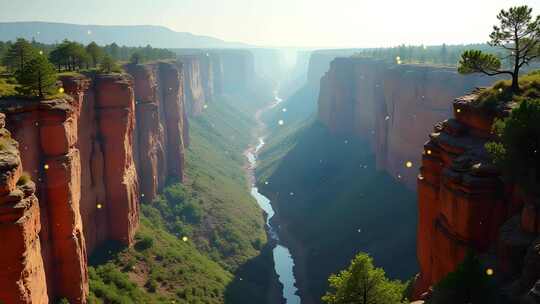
[0,113,48,304]
[318,57,495,189]
[0,97,89,303]
[0,64,189,303]
[413,93,540,302]
[126,62,187,202]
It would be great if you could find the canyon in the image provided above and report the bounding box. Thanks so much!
[311,56,540,301]
[413,91,540,302]
[257,55,522,303]
[0,49,259,303]
[317,57,496,189]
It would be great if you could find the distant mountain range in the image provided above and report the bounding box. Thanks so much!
[0,22,252,48]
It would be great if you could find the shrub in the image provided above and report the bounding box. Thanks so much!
[428,252,498,304]
[135,236,154,251]
[486,99,540,194]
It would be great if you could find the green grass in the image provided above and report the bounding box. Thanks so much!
[90,93,283,304]
[475,70,540,110]
[0,66,18,98]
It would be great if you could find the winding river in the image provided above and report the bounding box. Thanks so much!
[245,94,302,304]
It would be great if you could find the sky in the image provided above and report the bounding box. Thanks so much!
[1,0,540,48]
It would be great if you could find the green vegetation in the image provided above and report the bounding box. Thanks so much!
[1,38,38,72]
[470,70,540,111]
[428,252,499,304]
[86,42,104,68]
[16,172,31,186]
[458,6,540,92]
[90,94,282,303]
[0,38,174,98]
[486,98,540,195]
[89,220,232,304]
[352,43,502,67]
[322,253,407,304]
[15,55,57,98]
[257,122,418,301]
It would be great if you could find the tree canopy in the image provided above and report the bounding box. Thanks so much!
[15,55,57,98]
[1,38,39,72]
[322,253,407,304]
[458,6,540,92]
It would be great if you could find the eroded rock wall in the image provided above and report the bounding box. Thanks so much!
[0,113,49,304]
[0,98,89,304]
[412,93,540,303]
[318,58,494,188]
[178,55,206,116]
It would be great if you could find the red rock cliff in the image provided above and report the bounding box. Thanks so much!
[126,62,187,202]
[0,51,196,302]
[0,113,49,304]
[0,98,89,304]
[414,93,540,302]
[318,58,494,189]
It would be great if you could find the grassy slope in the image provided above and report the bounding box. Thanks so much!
[89,93,283,304]
[257,122,418,303]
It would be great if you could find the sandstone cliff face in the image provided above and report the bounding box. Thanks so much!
[178,55,206,116]
[0,98,89,304]
[219,50,256,93]
[95,75,140,246]
[318,58,494,189]
[0,113,49,304]
[413,94,540,302]
[126,62,187,202]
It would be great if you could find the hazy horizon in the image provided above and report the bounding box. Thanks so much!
[1,0,540,48]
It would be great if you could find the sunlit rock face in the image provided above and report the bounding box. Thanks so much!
[318,57,494,189]
[126,62,187,203]
[0,66,189,303]
[178,55,206,116]
[0,113,49,304]
[413,93,540,302]
[0,97,89,304]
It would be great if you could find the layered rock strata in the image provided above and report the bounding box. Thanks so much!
[0,113,49,304]
[414,93,540,302]
[318,57,495,188]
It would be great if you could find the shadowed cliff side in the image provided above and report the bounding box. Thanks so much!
[257,121,418,304]
[318,57,498,189]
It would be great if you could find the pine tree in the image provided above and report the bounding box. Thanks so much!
[1,38,38,72]
[16,55,57,98]
[86,42,104,68]
[458,6,540,93]
[322,253,407,304]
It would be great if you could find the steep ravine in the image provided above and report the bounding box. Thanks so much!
[245,93,302,304]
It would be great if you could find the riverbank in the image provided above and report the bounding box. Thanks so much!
[244,93,303,304]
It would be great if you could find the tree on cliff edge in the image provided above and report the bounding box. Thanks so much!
[322,253,407,304]
[16,55,57,98]
[458,6,540,93]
